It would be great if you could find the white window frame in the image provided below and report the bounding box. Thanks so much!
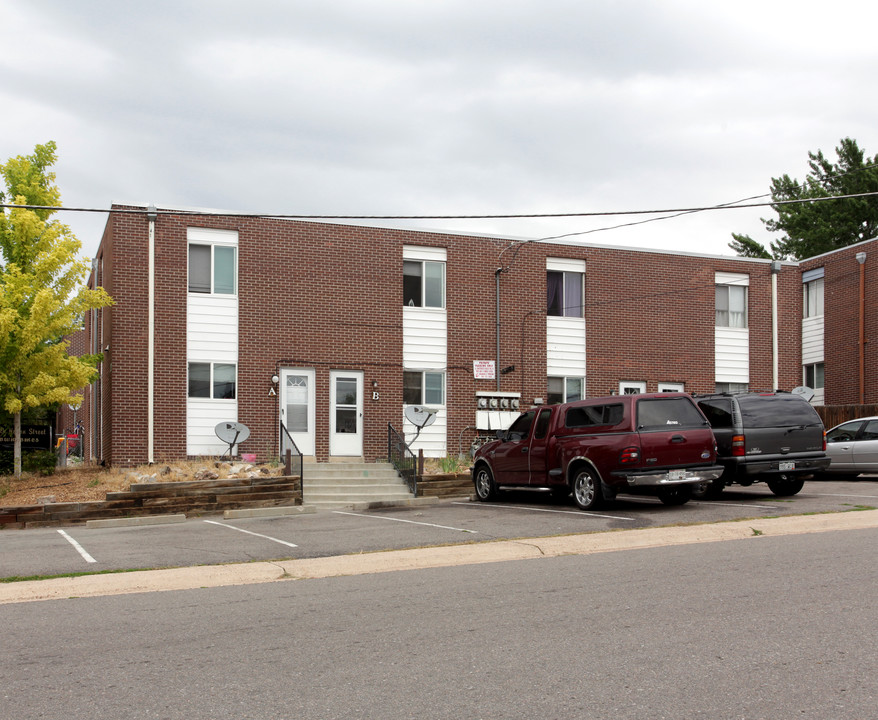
[658,382,685,393]
[620,381,646,395]
[803,276,824,318]
[188,242,237,295]
[403,370,445,405]
[547,270,584,318]
[804,362,825,389]
[188,362,237,400]
[403,259,445,309]
[547,376,584,404]
[715,382,749,394]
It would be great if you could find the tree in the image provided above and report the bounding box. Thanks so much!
[730,138,878,260]
[0,142,112,478]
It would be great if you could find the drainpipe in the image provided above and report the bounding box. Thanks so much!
[770,260,781,391]
[856,252,867,404]
[495,267,503,392]
[147,204,157,463]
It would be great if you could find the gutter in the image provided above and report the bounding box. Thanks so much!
[147,204,157,463]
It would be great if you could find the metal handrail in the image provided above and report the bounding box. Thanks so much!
[280,421,304,481]
[387,423,417,494]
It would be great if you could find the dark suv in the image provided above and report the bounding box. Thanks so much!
[693,392,829,498]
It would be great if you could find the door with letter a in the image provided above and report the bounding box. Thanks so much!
[329,371,363,457]
[280,368,315,457]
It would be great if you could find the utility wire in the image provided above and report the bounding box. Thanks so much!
[3,189,878,221]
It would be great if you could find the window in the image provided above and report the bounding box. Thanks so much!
[188,362,236,399]
[658,383,685,393]
[636,397,707,431]
[715,382,748,393]
[403,371,444,405]
[189,244,236,294]
[547,270,583,317]
[506,410,535,440]
[403,260,445,308]
[620,381,646,395]
[697,398,734,429]
[547,376,584,405]
[804,362,824,389]
[716,284,747,328]
[566,403,624,429]
[803,277,824,318]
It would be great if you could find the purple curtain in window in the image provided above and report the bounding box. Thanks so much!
[547,271,563,316]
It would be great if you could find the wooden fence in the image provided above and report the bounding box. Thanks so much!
[814,405,878,429]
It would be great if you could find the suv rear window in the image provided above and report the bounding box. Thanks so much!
[736,395,822,428]
[636,397,707,431]
[697,398,734,428]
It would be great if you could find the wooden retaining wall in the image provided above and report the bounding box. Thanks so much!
[0,475,302,529]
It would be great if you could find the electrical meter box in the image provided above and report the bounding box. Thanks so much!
[475,391,521,431]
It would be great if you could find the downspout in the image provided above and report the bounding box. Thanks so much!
[770,260,781,391]
[147,204,157,463]
[495,267,502,392]
[856,252,867,404]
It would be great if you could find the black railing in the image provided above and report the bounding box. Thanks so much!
[387,423,417,494]
[280,422,304,481]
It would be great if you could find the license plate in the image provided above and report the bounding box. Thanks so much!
[778,461,795,471]
[668,470,686,480]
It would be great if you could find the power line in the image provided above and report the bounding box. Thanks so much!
[3,189,878,222]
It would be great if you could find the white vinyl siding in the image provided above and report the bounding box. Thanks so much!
[187,228,239,456]
[715,327,750,383]
[547,258,586,393]
[715,272,749,384]
[403,246,447,457]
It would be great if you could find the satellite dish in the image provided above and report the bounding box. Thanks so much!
[791,386,815,402]
[215,421,251,458]
[404,406,437,442]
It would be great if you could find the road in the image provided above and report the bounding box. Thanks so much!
[1,478,876,579]
[3,525,877,719]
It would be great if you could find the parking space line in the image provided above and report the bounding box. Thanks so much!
[692,501,779,509]
[57,529,97,563]
[811,492,878,499]
[452,502,634,521]
[333,511,477,533]
[203,520,298,548]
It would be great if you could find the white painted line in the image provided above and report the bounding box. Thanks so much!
[811,493,878,499]
[333,511,478,533]
[692,501,779,509]
[203,520,298,548]
[57,529,97,563]
[452,501,634,521]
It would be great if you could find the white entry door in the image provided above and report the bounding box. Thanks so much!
[280,368,315,456]
[330,370,363,457]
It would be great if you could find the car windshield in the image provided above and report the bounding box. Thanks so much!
[737,395,822,428]
[636,397,707,431]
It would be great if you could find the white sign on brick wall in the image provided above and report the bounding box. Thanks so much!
[473,360,495,380]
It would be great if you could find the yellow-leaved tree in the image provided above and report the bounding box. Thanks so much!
[0,142,113,478]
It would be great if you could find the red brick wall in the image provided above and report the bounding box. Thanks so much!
[85,205,869,466]
[801,241,877,405]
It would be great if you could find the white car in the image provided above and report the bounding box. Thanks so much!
[823,417,878,478]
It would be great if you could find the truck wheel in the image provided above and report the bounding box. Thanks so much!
[658,486,692,505]
[691,480,724,500]
[766,476,805,496]
[474,465,497,501]
[572,468,603,510]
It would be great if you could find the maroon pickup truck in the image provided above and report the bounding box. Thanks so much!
[471,393,723,509]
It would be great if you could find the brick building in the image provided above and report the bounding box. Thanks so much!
[69,204,877,466]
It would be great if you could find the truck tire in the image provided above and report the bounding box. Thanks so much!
[572,467,603,510]
[766,476,805,496]
[474,465,498,501]
[658,486,692,505]
[691,479,724,500]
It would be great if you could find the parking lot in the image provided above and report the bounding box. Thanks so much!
[2,477,876,580]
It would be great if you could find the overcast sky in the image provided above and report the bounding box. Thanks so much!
[2,0,877,261]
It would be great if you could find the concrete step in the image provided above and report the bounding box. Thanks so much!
[301,462,413,509]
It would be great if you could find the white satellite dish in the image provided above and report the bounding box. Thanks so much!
[215,421,251,458]
[404,406,437,442]
[791,386,815,402]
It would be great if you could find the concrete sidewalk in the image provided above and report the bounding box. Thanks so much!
[3,509,877,604]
